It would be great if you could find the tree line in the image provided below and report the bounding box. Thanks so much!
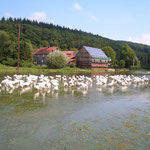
[0,17,150,69]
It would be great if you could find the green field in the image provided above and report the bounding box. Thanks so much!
[0,64,109,75]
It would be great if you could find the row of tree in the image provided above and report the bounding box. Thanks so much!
[102,45,141,69]
[0,17,150,69]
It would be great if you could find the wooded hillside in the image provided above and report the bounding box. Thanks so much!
[0,17,150,68]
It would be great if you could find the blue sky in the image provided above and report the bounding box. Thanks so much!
[1,0,150,45]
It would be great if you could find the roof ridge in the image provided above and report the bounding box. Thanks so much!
[34,46,58,55]
[84,45,102,50]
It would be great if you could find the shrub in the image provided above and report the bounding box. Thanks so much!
[21,61,35,68]
[130,65,141,70]
[2,58,18,66]
[70,63,76,68]
[46,51,68,69]
[119,59,125,68]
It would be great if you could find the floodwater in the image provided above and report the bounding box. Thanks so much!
[0,72,150,150]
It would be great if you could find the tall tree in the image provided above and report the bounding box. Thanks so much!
[0,30,17,62]
[147,51,150,68]
[120,44,140,68]
[102,46,116,66]
[119,59,125,68]
[20,40,33,61]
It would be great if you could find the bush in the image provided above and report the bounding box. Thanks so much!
[70,63,76,68]
[21,61,35,68]
[113,63,119,69]
[2,58,18,66]
[46,51,68,69]
[119,59,125,68]
[130,65,141,70]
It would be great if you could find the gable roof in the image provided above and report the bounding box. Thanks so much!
[62,51,75,55]
[34,47,58,55]
[83,46,109,59]
[62,51,77,60]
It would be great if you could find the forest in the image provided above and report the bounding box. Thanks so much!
[0,17,150,69]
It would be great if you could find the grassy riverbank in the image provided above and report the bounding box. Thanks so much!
[0,64,127,75]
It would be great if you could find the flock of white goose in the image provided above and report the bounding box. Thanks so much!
[0,74,149,99]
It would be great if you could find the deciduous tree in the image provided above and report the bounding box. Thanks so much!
[102,46,116,66]
[46,51,68,69]
[120,45,140,69]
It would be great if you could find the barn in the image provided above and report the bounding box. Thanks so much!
[33,47,58,66]
[75,46,111,69]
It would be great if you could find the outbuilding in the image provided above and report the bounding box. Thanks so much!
[75,46,111,69]
[62,51,77,65]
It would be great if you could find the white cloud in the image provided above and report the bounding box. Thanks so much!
[128,34,150,45]
[91,15,98,21]
[84,11,98,22]
[68,26,72,30]
[74,3,82,10]
[29,12,47,22]
[73,3,98,22]
[4,13,13,18]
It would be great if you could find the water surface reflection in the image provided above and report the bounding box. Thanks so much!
[0,72,150,150]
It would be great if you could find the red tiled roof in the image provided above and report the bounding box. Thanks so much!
[63,51,78,55]
[69,55,75,59]
[62,51,78,63]
[62,51,75,54]
[62,51,77,59]
[34,47,58,55]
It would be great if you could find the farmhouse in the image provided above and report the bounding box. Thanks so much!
[33,47,58,66]
[62,51,77,65]
[75,46,111,69]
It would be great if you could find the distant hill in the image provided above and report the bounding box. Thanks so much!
[0,17,149,68]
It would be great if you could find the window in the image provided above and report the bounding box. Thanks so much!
[92,59,95,62]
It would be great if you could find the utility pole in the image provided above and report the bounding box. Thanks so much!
[17,24,20,74]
